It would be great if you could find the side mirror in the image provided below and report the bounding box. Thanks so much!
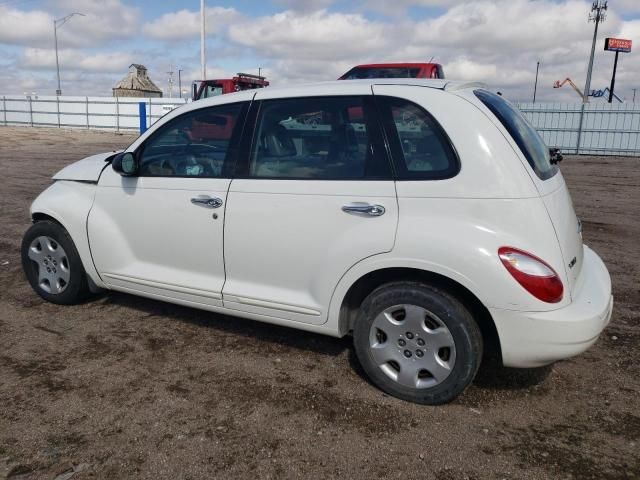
[112,152,138,176]
[549,147,563,165]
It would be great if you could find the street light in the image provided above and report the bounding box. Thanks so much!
[54,12,85,96]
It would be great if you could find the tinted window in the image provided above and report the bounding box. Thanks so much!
[474,89,557,180]
[138,102,244,177]
[377,96,459,180]
[249,96,391,180]
[341,67,421,80]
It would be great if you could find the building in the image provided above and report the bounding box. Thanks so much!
[112,64,162,98]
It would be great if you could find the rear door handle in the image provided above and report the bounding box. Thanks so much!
[341,203,385,216]
[191,195,223,208]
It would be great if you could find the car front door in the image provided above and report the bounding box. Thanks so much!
[88,101,248,307]
[222,93,398,325]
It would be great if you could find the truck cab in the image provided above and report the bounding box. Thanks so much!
[339,63,445,80]
[192,73,269,101]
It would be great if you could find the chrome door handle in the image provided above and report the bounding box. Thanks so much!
[190,196,223,208]
[341,203,385,216]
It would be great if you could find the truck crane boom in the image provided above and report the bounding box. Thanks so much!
[553,78,585,100]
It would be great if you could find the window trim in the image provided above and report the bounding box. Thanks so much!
[375,95,460,181]
[132,101,250,179]
[473,89,557,181]
[234,95,394,181]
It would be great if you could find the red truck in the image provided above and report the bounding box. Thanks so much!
[192,73,269,101]
[338,62,445,80]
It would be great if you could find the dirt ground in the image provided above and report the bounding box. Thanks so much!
[0,126,638,480]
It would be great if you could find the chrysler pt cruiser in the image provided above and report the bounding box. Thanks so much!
[21,79,613,404]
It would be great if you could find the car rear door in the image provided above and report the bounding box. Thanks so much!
[222,89,398,325]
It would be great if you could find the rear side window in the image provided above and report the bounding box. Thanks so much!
[474,89,557,180]
[376,96,459,180]
[248,96,391,180]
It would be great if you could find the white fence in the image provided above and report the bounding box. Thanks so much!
[1,95,639,156]
[0,95,187,132]
[517,102,640,156]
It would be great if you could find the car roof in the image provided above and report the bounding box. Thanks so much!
[186,79,487,111]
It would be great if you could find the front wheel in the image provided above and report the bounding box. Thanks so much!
[21,220,90,305]
[353,282,483,405]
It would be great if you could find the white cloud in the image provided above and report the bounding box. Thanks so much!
[142,7,240,41]
[228,10,390,61]
[19,48,134,73]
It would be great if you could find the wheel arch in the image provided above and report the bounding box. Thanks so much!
[336,266,502,363]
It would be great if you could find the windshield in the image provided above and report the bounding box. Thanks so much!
[474,89,557,180]
[342,66,422,80]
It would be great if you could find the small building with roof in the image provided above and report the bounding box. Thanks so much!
[112,64,162,98]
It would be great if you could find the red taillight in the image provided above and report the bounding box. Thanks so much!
[498,247,563,303]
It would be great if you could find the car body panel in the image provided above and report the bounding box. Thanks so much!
[223,179,398,325]
[30,180,104,287]
[87,170,230,307]
[52,151,117,182]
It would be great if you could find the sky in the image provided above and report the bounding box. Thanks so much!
[0,0,638,102]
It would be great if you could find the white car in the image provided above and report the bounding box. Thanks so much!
[21,79,613,404]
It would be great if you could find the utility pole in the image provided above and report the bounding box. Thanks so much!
[178,69,183,98]
[200,0,206,80]
[533,60,540,104]
[633,88,637,103]
[167,65,174,98]
[53,12,85,95]
[583,1,607,103]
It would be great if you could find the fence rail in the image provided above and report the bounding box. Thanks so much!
[0,95,187,132]
[1,95,639,156]
[516,101,640,156]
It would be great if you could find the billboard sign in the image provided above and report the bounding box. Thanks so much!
[604,38,632,53]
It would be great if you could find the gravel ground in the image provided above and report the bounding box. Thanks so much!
[0,126,638,480]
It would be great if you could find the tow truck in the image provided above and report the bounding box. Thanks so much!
[192,73,269,100]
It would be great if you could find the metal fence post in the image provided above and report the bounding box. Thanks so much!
[576,102,586,155]
[56,96,61,128]
[86,96,90,129]
[115,96,120,132]
[2,96,6,126]
[28,96,33,126]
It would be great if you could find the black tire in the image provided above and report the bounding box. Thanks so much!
[21,220,90,305]
[353,281,483,405]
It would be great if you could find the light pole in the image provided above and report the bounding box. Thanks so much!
[533,60,540,104]
[583,1,607,103]
[200,0,206,80]
[54,12,85,96]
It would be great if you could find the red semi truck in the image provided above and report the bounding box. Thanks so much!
[339,62,445,80]
[192,73,269,101]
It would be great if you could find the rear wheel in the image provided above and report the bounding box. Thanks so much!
[21,220,90,305]
[353,281,482,405]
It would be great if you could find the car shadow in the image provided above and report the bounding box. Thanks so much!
[95,291,352,357]
[93,291,552,393]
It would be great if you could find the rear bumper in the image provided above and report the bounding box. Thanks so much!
[490,245,612,368]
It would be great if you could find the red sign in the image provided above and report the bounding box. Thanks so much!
[605,38,632,53]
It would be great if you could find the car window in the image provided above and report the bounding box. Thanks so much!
[376,96,459,180]
[474,89,557,180]
[138,102,244,177]
[248,96,391,180]
[341,67,422,80]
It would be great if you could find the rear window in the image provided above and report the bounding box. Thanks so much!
[341,67,421,80]
[474,89,557,180]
